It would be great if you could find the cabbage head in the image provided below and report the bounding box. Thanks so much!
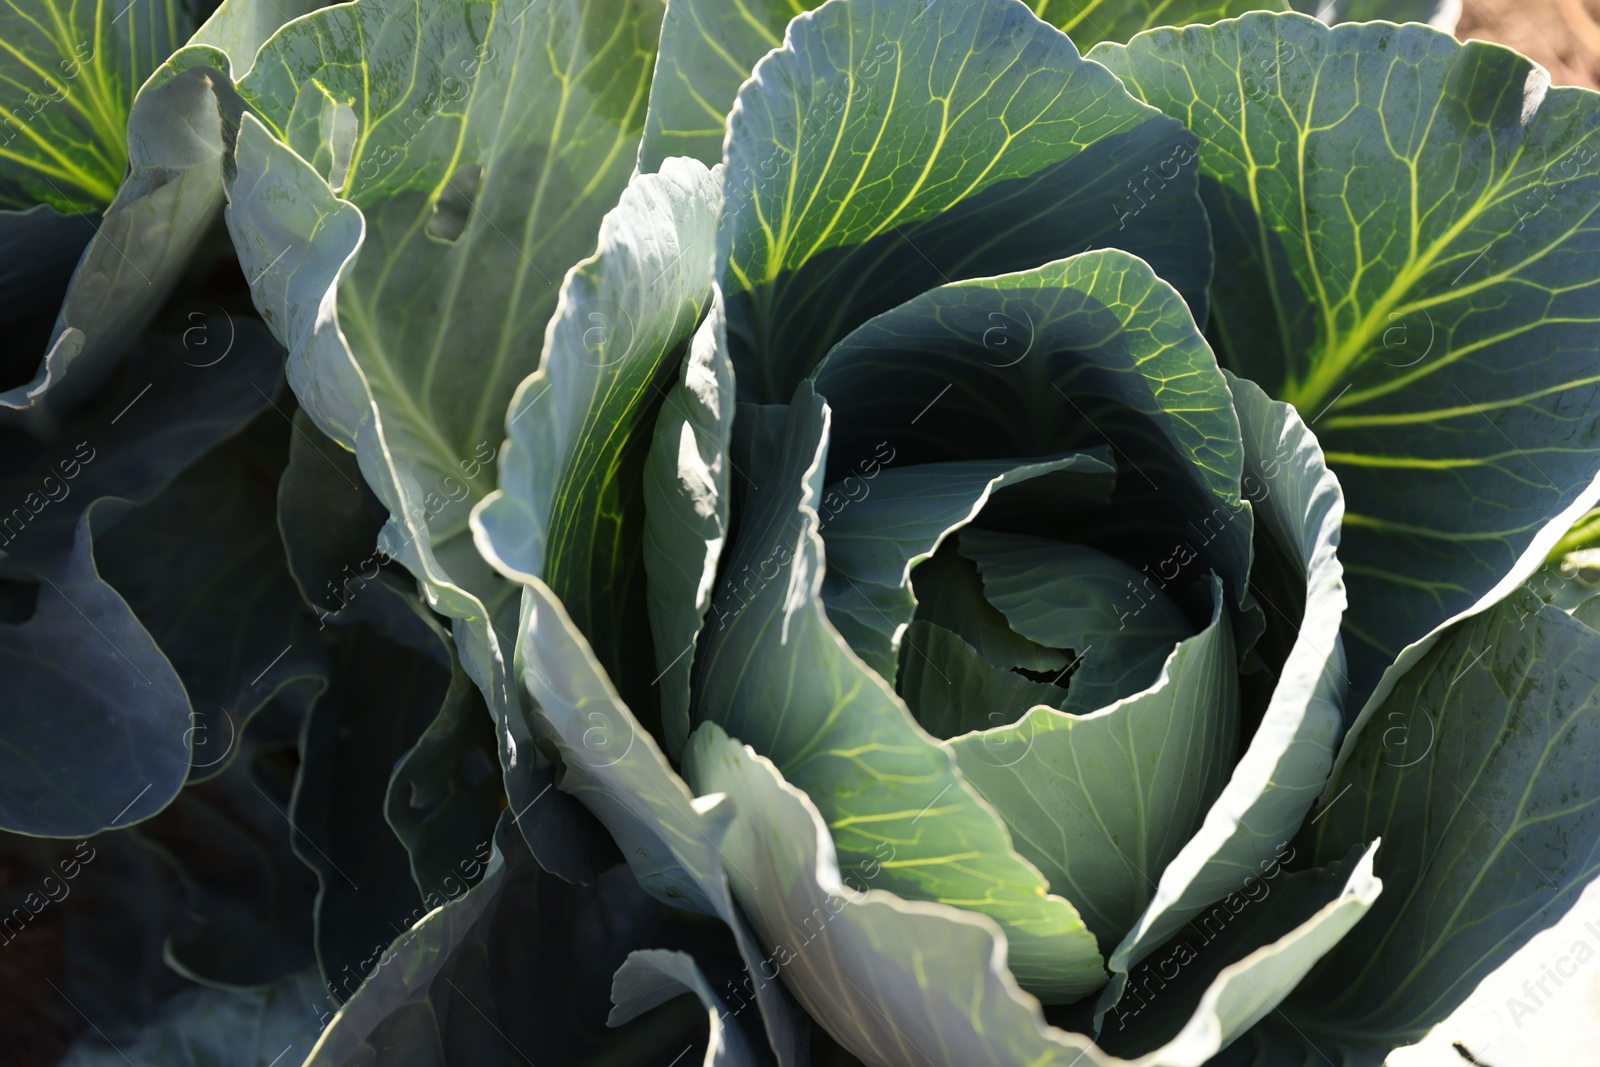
[8,0,1600,1065]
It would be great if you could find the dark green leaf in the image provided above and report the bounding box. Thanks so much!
[1279,593,1600,1057]
[719,0,1212,403]
[1095,14,1600,709]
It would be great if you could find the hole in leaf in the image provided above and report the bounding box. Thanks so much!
[426,161,484,243]
[1011,660,1077,690]
[0,578,39,624]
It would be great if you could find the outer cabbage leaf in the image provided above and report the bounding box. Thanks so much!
[641,0,816,172]
[227,0,660,730]
[1093,14,1600,712]
[0,501,190,836]
[0,324,288,837]
[276,400,623,887]
[95,405,329,784]
[1290,0,1460,30]
[0,0,200,211]
[686,723,1382,1067]
[517,574,807,1063]
[1093,841,1380,1060]
[1,0,324,423]
[0,319,283,576]
[609,950,763,1067]
[303,815,735,1067]
[1259,594,1600,1062]
[641,301,737,760]
[718,0,1213,405]
[0,203,93,332]
[472,157,721,730]
[693,383,1104,1003]
[136,705,321,988]
[383,658,503,906]
[274,408,390,625]
[638,0,1281,171]
[290,584,460,1007]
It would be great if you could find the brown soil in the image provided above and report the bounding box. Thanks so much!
[1459,0,1600,87]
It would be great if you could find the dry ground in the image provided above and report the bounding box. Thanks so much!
[1458,0,1600,87]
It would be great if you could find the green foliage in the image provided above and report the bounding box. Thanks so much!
[4,0,1600,1065]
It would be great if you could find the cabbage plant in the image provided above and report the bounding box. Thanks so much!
[6,0,1600,1065]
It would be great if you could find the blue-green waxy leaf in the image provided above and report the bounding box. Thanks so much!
[384,659,503,907]
[683,722,1119,1067]
[1263,595,1600,1061]
[717,0,1213,404]
[0,323,287,837]
[637,0,1308,172]
[1093,14,1600,711]
[300,817,511,1065]
[0,320,284,577]
[0,203,93,329]
[517,573,806,1063]
[0,0,323,424]
[958,528,1195,712]
[693,383,1104,1003]
[275,407,391,625]
[1031,0,1289,49]
[686,724,1379,1067]
[95,407,329,783]
[641,0,818,172]
[949,575,1238,952]
[1095,372,1349,1020]
[817,451,1116,683]
[228,0,662,728]
[641,301,738,761]
[472,157,721,727]
[811,248,1252,613]
[0,500,190,837]
[137,704,321,990]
